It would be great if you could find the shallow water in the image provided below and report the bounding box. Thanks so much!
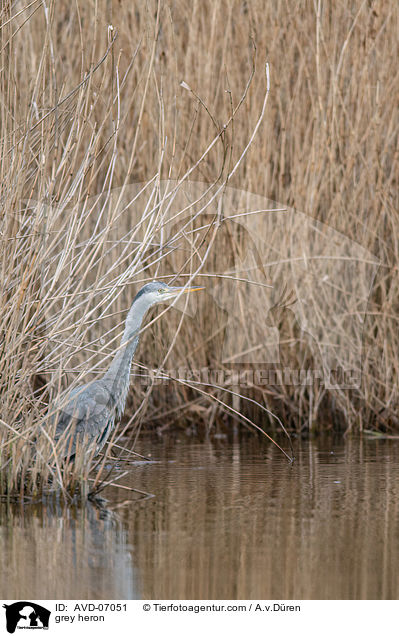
[1,435,399,600]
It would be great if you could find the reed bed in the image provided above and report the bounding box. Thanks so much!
[0,0,398,496]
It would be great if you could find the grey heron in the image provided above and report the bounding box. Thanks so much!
[52,281,204,461]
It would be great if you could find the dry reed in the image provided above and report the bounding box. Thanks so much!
[0,1,398,496]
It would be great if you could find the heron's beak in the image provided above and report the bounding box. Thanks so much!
[166,285,205,300]
[182,286,205,294]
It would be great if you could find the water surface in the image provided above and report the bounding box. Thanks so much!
[1,435,399,599]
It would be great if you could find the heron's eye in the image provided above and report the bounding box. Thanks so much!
[158,288,165,293]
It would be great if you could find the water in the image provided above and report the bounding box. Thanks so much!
[1,435,399,599]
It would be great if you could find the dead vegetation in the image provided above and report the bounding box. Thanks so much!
[0,0,398,496]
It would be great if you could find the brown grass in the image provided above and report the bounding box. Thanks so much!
[0,0,398,496]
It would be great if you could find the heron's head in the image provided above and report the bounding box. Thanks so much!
[134,280,205,308]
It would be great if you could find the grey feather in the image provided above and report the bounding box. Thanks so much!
[51,280,203,461]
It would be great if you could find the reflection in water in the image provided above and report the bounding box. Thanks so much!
[0,501,136,598]
[1,436,399,599]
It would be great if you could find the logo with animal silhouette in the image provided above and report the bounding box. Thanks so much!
[2,602,50,633]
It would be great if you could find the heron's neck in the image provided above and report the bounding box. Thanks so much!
[102,296,151,416]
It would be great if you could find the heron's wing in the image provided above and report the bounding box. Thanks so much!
[54,384,114,458]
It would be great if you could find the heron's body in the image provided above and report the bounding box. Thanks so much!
[52,281,203,460]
